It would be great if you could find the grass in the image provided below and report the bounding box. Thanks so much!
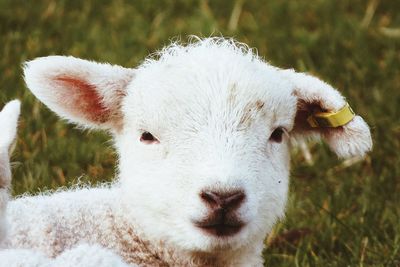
[1,0,399,266]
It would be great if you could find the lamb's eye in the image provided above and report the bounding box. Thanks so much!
[269,127,285,143]
[140,131,159,144]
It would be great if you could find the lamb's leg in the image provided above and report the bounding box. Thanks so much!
[0,244,134,267]
[0,248,51,267]
[52,244,134,267]
[0,100,20,243]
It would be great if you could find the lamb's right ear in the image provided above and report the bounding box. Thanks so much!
[24,56,135,131]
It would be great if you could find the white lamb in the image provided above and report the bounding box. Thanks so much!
[0,101,132,266]
[2,38,371,266]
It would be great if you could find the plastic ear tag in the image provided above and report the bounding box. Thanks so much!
[307,103,355,128]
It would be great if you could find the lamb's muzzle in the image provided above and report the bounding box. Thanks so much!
[196,189,246,237]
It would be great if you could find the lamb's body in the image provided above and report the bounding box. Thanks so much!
[6,188,169,265]
[6,188,120,258]
[6,188,261,266]
[0,101,132,266]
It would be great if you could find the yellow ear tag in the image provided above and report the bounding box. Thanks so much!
[307,103,355,128]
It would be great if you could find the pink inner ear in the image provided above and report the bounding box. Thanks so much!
[55,76,111,123]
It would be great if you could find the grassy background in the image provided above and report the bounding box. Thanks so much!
[1,0,399,266]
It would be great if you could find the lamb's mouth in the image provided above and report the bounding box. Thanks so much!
[193,218,245,237]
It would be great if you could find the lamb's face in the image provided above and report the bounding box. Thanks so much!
[23,38,372,254]
[117,45,296,251]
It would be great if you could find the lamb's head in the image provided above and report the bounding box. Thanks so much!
[23,38,372,253]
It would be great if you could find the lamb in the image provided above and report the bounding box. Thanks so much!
[2,38,372,266]
[0,101,133,266]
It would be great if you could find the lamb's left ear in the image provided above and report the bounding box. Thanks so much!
[24,56,135,131]
[281,69,372,158]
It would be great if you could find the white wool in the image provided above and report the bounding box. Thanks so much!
[0,244,134,267]
[0,38,372,266]
[0,100,132,266]
[0,100,20,243]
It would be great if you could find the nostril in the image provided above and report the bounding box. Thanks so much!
[200,191,221,207]
[224,191,245,208]
[200,190,245,210]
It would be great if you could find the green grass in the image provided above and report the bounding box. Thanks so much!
[1,0,399,266]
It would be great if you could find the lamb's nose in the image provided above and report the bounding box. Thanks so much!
[200,190,245,211]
